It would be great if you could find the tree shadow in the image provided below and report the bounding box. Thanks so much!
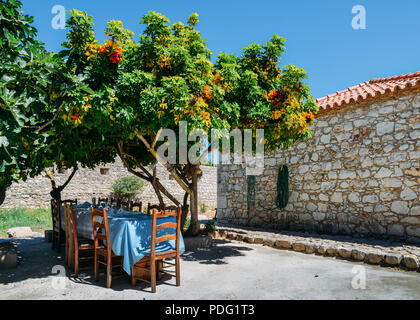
[180,239,254,265]
[0,237,67,285]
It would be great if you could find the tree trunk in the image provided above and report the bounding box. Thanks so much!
[187,168,200,236]
[181,192,189,233]
[0,183,6,207]
[152,167,165,207]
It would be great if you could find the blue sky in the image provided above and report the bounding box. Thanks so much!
[22,0,420,99]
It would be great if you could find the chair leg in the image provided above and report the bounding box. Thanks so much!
[176,255,180,287]
[131,267,136,287]
[94,252,99,282]
[106,256,112,289]
[150,258,156,293]
[74,247,79,278]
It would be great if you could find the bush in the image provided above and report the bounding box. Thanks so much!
[112,176,145,201]
[204,220,217,233]
[199,203,207,213]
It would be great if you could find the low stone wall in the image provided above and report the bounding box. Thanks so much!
[218,90,420,240]
[3,158,217,209]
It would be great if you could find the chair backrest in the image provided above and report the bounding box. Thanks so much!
[164,205,179,211]
[150,208,181,258]
[130,201,143,212]
[98,197,108,205]
[51,198,61,229]
[64,203,79,244]
[91,208,111,256]
[147,203,162,214]
[62,198,77,205]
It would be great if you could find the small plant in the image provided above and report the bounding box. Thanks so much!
[112,176,145,201]
[204,220,217,233]
[199,203,207,213]
[184,217,191,230]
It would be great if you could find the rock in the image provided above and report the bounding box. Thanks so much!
[227,233,236,240]
[400,188,417,201]
[331,192,343,203]
[263,239,275,247]
[305,244,316,254]
[244,236,254,243]
[253,237,264,244]
[402,255,419,270]
[317,245,326,255]
[275,240,292,249]
[235,234,244,241]
[391,201,409,215]
[183,235,213,251]
[326,247,337,257]
[375,167,392,178]
[384,253,402,266]
[376,122,394,136]
[387,225,404,237]
[218,231,227,239]
[367,251,384,264]
[7,227,33,238]
[0,242,18,269]
[351,249,366,261]
[292,242,306,252]
[338,247,352,259]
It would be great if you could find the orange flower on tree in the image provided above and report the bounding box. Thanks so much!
[98,39,123,64]
[202,85,212,100]
[72,112,82,125]
[303,112,314,123]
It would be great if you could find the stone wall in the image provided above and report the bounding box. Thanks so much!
[3,158,217,209]
[218,90,420,240]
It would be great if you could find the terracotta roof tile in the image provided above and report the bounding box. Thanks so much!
[316,71,420,113]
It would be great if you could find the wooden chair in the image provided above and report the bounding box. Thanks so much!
[64,203,94,277]
[164,205,179,211]
[131,208,181,293]
[147,203,162,214]
[62,198,77,205]
[98,197,108,205]
[51,199,62,252]
[130,201,143,212]
[91,208,124,288]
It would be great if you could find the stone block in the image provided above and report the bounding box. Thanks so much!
[292,242,306,252]
[367,251,384,264]
[183,235,213,251]
[402,255,419,270]
[275,240,292,249]
[338,247,352,259]
[384,253,402,266]
[351,249,366,261]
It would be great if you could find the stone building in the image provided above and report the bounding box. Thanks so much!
[3,158,217,209]
[217,71,420,240]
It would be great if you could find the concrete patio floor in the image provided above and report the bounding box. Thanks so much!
[0,236,419,300]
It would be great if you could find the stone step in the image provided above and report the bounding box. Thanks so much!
[210,228,420,272]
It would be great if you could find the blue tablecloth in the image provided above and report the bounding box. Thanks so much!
[61,203,184,275]
[106,212,185,275]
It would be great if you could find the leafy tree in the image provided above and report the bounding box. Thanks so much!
[0,1,114,205]
[60,10,318,235]
[0,0,66,205]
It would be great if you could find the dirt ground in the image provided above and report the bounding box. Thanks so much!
[1,235,420,300]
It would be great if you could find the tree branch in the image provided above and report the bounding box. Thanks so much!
[137,133,191,194]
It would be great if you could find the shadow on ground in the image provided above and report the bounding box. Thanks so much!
[181,239,253,265]
[0,236,254,290]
